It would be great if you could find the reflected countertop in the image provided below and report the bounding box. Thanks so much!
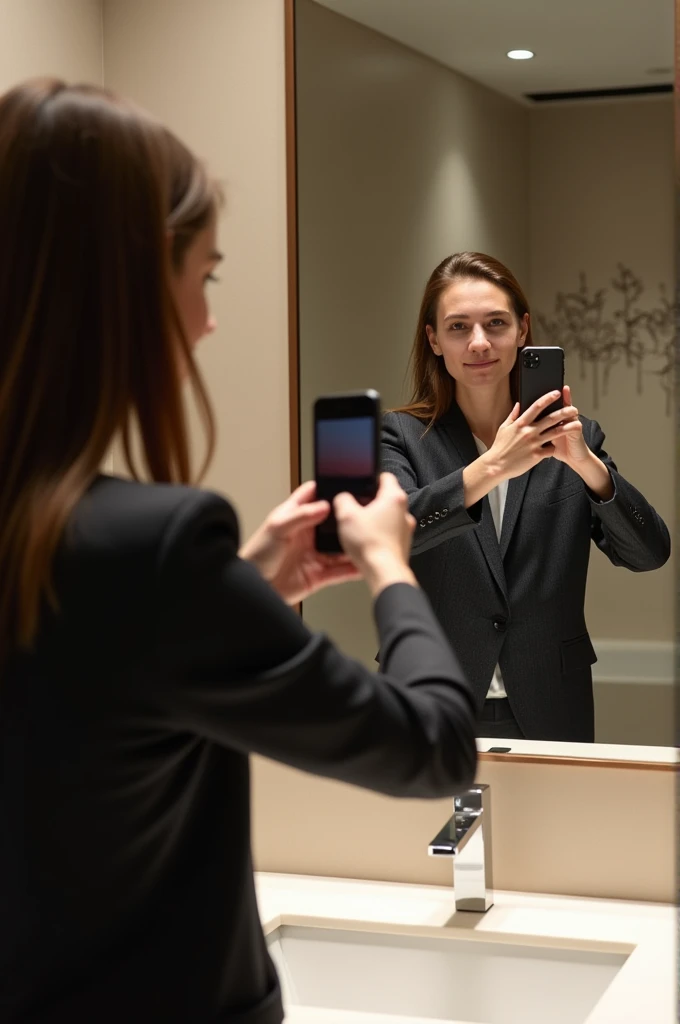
[256,872,674,1024]
[476,737,678,764]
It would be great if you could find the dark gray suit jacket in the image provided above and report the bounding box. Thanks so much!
[381,403,670,741]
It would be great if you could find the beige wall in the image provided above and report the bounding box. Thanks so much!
[103,0,290,539]
[530,98,674,644]
[252,754,674,904]
[0,0,291,534]
[594,680,673,746]
[296,0,530,664]
[0,0,102,89]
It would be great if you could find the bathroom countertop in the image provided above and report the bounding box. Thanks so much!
[256,872,675,1024]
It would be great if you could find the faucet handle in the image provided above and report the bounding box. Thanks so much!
[454,784,489,814]
[428,784,491,856]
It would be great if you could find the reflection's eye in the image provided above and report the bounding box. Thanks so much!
[448,322,467,331]
[488,319,506,327]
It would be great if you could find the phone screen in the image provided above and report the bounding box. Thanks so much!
[316,417,375,483]
[314,398,379,552]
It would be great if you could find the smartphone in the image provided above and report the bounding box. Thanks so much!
[518,346,564,421]
[314,390,381,553]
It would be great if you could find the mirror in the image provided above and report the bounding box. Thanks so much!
[293,0,675,749]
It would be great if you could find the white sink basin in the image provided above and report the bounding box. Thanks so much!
[267,923,630,1024]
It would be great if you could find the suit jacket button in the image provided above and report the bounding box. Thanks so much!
[419,518,427,528]
[630,506,644,526]
[441,508,449,518]
[427,515,434,524]
[434,511,440,520]
[493,618,507,632]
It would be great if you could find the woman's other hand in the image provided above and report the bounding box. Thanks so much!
[548,385,589,465]
[550,385,614,500]
[239,481,360,605]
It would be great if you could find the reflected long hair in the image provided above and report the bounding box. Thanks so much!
[0,78,219,659]
[395,252,532,427]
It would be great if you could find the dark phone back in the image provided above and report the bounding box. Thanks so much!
[314,390,381,553]
[518,347,564,420]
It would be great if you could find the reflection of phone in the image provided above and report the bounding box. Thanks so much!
[487,746,512,753]
[518,346,564,421]
[314,390,381,553]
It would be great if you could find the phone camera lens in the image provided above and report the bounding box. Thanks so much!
[523,351,540,369]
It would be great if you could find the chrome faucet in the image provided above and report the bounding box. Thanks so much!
[428,784,493,912]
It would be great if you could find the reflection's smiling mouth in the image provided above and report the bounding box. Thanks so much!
[464,359,499,368]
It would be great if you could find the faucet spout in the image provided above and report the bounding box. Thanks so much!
[428,784,493,913]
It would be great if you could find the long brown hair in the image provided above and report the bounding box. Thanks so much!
[396,252,532,426]
[0,78,219,658]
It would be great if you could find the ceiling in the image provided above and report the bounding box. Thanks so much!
[310,0,674,105]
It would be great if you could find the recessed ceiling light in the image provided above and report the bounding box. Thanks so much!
[507,49,535,60]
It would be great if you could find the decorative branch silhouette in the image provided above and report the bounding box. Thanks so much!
[535,265,676,415]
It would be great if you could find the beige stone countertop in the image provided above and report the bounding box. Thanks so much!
[256,872,674,1024]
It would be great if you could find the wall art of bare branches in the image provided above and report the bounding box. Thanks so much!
[535,265,677,415]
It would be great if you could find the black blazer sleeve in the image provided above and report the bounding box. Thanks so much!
[585,419,670,571]
[381,412,482,556]
[150,490,477,799]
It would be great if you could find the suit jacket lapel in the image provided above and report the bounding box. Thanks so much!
[500,471,531,560]
[440,404,508,601]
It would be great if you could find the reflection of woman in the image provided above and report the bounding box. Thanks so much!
[382,252,670,742]
[0,82,477,1023]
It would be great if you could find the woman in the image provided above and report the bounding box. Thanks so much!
[381,252,670,743]
[0,81,477,1024]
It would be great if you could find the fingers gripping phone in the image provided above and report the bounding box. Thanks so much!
[314,390,381,553]
[518,346,564,420]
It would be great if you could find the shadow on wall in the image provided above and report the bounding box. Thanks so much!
[594,681,674,745]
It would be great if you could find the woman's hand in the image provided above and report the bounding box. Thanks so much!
[548,385,589,464]
[239,481,360,605]
[484,391,580,481]
[334,473,417,597]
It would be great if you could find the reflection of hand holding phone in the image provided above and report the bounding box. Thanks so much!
[314,390,380,553]
[518,347,564,420]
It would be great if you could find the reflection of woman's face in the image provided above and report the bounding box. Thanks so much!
[171,220,222,348]
[426,277,528,393]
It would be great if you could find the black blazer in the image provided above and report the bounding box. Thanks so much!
[381,404,670,742]
[0,476,476,1024]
